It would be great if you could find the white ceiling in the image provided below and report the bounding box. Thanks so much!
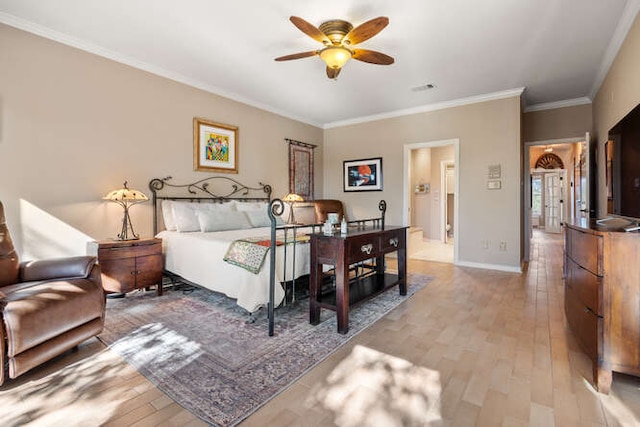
[1,0,638,127]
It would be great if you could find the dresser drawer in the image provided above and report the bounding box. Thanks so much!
[568,228,603,276]
[98,241,162,260]
[346,234,380,263]
[565,284,599,362]
[566,257,601,316]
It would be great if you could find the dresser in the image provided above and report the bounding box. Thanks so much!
[309,225,407,334]
[88,238,164,296]
[564,219,640,393]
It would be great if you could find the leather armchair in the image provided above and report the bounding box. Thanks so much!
[291,199,346,225]
[313,199,345,224]
[0,201,105,386]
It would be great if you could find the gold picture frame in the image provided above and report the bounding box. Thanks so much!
[193,117,238,173]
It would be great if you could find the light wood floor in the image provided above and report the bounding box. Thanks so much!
[2,230,640,426]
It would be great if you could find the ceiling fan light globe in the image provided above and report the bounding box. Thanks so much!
[320,47,352,69]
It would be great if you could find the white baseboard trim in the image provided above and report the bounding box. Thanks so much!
[455,260,522,274]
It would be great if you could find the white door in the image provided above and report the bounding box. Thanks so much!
[545,172,562,233]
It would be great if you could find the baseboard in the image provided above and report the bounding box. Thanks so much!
[455,260,522,274]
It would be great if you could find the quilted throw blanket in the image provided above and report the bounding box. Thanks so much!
[223,238,274,274]
[223,235,310,274]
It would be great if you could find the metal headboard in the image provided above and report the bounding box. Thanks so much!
[148,176,272,235]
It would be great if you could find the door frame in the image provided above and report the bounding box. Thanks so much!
[403,138,459,264]
[523,137,584,261]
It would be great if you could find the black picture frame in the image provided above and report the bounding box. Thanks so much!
[343,157,383,192]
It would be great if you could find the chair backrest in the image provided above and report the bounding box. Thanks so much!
[314,199,345,224]
[0,201,19,287]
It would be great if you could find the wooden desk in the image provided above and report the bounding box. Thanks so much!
[309,225,408,334]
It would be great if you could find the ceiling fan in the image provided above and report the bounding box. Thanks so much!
[275,16,394,79]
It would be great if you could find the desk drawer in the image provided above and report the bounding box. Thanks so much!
[346,234,380,263]
[380,230,404,252]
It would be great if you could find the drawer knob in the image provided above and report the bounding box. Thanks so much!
[361,244,373,254]
[389,237,399,247]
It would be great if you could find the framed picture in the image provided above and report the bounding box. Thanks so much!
[193,117,238,173]
[343,157,383,192]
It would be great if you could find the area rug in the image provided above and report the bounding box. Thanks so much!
[98,273,432,426]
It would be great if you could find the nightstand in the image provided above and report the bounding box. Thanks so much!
[88,238,164,296]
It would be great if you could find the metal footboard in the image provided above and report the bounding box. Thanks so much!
[266,199,387,336]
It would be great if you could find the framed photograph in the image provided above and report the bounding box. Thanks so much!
[343,157,383,192]
[193,117,238,173]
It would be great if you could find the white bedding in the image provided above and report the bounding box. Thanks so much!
[157,227,310,312]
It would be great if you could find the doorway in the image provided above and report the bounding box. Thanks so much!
[403,139,459,264]
[531,169,567,234]
[523,136,587,261]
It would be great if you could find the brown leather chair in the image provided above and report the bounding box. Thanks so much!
[313,199,345,223]
[0,201,105,386]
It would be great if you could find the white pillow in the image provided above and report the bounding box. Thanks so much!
[161,200,176,231]
[171,202,201,232]
[169,201,237,232]
[196,210,252,232]
[235,201,268,211]
[245,210,284,228]
[207,201,237,211]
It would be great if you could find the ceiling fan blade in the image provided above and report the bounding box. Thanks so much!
[352,49,394,65]
[290,16,330,44]
[326,67,341,79]
[344,17,389,45]
[275,51,318,61]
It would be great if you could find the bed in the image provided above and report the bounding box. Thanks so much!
[149,176,386,336]
[149,176,316,326]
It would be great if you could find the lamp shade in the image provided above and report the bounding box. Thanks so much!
[319,46,352,69]
[103,185,148,204]
[282,193,304,203]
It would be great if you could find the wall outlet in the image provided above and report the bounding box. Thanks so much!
[500,241,507,251]
[482,240,489,249]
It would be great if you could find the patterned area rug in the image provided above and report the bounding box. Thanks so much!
[98,274,432,426]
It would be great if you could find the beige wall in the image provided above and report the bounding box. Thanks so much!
[593,14,640,217]
[324,97,522,270]
[0,24,323,258]
[523,103,592,142]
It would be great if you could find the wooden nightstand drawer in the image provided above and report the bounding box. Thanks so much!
[97,241,162,260]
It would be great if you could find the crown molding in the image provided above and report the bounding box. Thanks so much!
[589,0,640,99]
[323,87,526,129]
[524,97,592,113]
[0,12,323,128]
